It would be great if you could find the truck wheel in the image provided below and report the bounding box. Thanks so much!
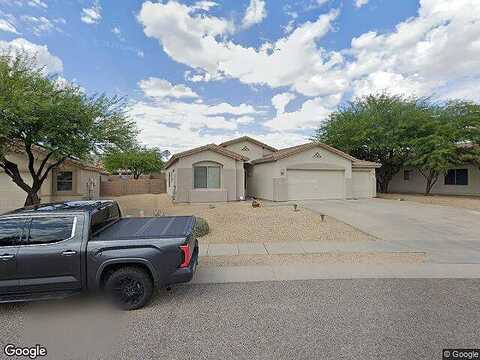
[105,267,154,310]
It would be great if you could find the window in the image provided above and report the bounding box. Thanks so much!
[27,217,75,245]
[404,170,411,181]
[0,219,26,247]
[194,166,220,189]
[445,169,468,186]
[56,171,73,191]
[90,204,120,235]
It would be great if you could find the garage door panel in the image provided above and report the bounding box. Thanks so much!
[287,170,345,200]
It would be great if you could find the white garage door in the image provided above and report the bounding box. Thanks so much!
[0,173,30,214]
[352,170,373,198]
[287,169,345,200]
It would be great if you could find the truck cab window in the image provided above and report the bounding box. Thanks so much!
[0,219,25,247]
[27,217,75,245]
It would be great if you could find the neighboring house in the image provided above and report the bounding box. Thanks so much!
[389,165,480,196]
[0,146,106,213]
[165,136,381,203]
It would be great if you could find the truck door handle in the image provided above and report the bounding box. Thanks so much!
[61,250,77,256]
[0,254,15,261]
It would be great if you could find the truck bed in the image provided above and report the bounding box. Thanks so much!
[92,216,196,241]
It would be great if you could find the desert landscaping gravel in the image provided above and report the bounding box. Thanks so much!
[379,193,480,211]
[110,194,377,244]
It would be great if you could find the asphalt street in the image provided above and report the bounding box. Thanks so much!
[1,279,479,360]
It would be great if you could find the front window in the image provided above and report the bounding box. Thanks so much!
[194,166,220,189]
[445,169,468,186]
[57,171,73,191]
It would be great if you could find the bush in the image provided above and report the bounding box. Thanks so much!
[193,217,209,237]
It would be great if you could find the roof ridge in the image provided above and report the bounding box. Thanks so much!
[219,136,278,152]
[165,142,249,169]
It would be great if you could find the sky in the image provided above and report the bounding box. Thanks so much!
[0,0,479,153]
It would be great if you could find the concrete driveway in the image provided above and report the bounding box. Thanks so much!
[302,198,480,264]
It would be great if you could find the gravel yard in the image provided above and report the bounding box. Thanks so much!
[378,193,480,211]
[110,194,377,244]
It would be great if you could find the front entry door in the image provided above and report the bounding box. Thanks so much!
[16,216,83,293]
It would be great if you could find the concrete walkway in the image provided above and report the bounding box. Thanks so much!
[192,263,480,284]
[200,240,412,257]
[301,198,480,264]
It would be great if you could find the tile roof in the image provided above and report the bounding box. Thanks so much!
[251,142,381,168]
[219,136,278,152]
[164,143,249,169]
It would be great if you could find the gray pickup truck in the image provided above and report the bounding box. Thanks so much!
[0,200,198,310]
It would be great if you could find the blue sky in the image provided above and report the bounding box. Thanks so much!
[1,0,479,153]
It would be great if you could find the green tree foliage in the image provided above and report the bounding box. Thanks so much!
[0,52,137,206]
[313,94,427,192]
[313,94,480,195]
[103,147,165,179]
[406,101,480,194]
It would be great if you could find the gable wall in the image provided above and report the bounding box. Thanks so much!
[223,141,274,160]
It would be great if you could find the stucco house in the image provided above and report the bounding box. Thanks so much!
[165,136,381,203]
[389,164,480,196]
[0,146,106,214]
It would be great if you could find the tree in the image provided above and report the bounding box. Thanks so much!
[103,147,165,179]
[313,93,427,192]
[0,52,137,206]
[407,101,480,195]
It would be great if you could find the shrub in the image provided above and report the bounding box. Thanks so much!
[193,217,209,237]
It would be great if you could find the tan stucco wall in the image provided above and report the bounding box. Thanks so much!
[247,145,377,201]
[352,169,376,198]
[222,140,274,160]
[247,161,276,200]
[166,150,245,203]
[0,152,101,213]
[389,164,480,195]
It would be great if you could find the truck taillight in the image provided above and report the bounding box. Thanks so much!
[179,245,191,268]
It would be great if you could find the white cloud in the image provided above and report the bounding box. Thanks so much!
[355,0,369,8]
[28,0,48,8]
[265,94,341,131]
[271,92,296,115]
[81,1,102,24]
[138,1,339,96]
[0,38,63,74]
[21,16,60,35]
[242,0,267,29]
[192,1,218,11]
[111,26,125,41]
[236,115,255,124]
[0,18,18,34]
[139,78,199,99]
[131,76,265,152]
[137,50,145,58]
[136,0,480,141]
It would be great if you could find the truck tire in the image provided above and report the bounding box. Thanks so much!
[104,267,154,310]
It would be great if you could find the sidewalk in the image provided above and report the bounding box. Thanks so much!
[192,263,480,284]
[200,240,412,257]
